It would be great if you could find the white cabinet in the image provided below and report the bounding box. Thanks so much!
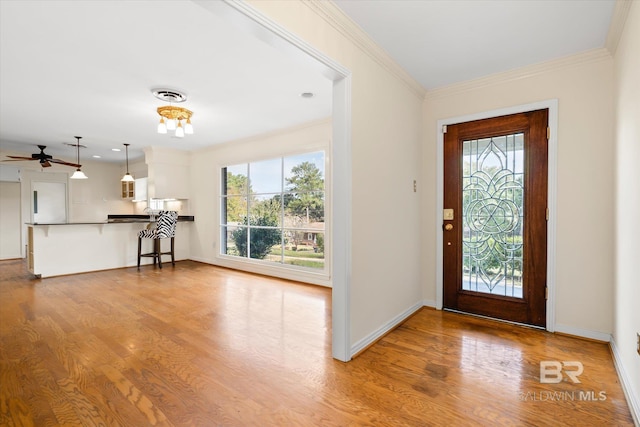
[133,177,148,202]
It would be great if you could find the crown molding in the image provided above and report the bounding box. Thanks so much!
[605,0,634,54]
[304,0,426,100]
[425,48,612,100]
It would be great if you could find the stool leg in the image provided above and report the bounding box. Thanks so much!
[157,238,162,269]
[171,237,175,266]
[137,237,142,269]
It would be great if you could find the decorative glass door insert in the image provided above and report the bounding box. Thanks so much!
[462,133,524,298]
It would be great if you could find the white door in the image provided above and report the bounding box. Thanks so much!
[32,181,67,223]
[0,181,22,259]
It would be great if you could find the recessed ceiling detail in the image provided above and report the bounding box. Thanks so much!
[152,89,187,103]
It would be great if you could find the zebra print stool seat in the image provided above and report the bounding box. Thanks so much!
[137,210,178,269]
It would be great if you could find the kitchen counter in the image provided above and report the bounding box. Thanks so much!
[26,217,193,277]
[26,215,195,226]
[27,221,110,225]
[107,214,195,223]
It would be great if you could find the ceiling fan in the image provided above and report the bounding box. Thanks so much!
[2,145,80,168]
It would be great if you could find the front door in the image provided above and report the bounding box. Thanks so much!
[443,110,548,327]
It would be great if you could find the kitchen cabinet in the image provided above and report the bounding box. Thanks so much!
[27,226,34,273]
[133,177,148,202]
[121,180,134,199]
[122,177,147,201]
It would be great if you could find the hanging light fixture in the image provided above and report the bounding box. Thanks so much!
[152,89,194,138]
[70,136,88,180]
[121,143,134,182]
[157,117,167,134]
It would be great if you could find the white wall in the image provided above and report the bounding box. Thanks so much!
[422,52,615,335]
[68,159,135,222]
[144,147,190,200]
[613,0,640,419]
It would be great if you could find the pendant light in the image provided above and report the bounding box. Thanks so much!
[121,143,134,182]
[70,136,88,179]
[175,121,184,138]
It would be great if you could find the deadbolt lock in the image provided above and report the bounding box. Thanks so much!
[444,224,454,231]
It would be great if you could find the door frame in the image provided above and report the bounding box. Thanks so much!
[436,100,558,332]
[19,170,70,258]
[194,0,353,361]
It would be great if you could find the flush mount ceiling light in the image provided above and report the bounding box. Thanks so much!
[121,143,134,182]
[70,136,88,180]
[153,88,194,138]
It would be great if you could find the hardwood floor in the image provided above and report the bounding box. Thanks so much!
[0,259,633,426]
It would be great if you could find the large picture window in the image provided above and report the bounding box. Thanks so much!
[221,151,325,271]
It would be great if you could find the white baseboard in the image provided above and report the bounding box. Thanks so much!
[350,301,423,357]
[186,256,331,287]
[610,338,640,426]
[423,299,437,308]
[554,323,612,342]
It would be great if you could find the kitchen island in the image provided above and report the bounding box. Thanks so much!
[27,215,194,278]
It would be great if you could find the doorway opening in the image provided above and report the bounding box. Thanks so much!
[198,1,353,361]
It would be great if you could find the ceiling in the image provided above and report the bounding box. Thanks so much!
[0,1,333,163]
[333,0,617,90]
[1,0,617,166]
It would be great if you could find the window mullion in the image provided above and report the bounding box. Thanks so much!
[281,157,285,265]
[246,162,251,259]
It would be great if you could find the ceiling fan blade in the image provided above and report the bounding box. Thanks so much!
[5,155,36,160]
[50,159,81,168]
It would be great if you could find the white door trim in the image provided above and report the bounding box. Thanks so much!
[436,100,558,332]
[192,0,353,361]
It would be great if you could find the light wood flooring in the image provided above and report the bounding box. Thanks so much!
[0,259,634,426]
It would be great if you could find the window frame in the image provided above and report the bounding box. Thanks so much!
[218,150,330,283]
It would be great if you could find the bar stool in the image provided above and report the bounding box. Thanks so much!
[137,210,178,269]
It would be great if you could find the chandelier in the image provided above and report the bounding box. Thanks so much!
[153,89,194,138]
